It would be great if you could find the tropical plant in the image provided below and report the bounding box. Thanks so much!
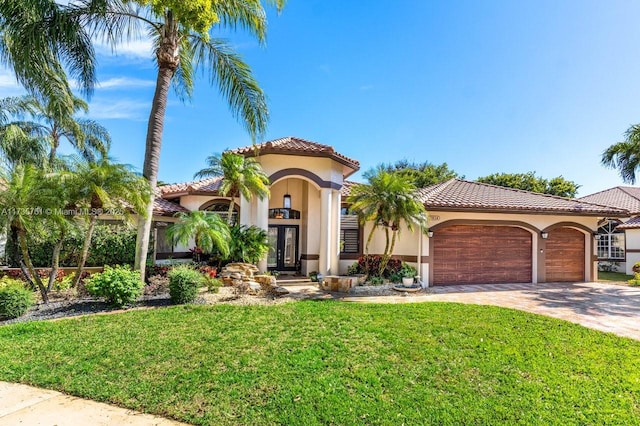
[66,0,285,278]
[65,156,151,286]
[0,0,96,102]
[166,211,230,258]
[602,124,640,184]
[194,152,270,224]
[347,169,428,274]
[84,265,144,307]
[3,94,110,164]
[476,171,580,198]
[226,225,269,264]
[0,163,63,302]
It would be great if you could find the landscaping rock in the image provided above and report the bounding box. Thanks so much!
[273,286,290,296]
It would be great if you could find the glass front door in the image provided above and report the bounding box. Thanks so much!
[267,225,299,271]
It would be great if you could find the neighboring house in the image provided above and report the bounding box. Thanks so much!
[578,186,640,275]
[150,136,626,286]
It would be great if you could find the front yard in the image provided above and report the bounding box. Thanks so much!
[598,271,634,283]
[0,301,638,425]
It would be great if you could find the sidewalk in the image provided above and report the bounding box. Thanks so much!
[0,381,188,426]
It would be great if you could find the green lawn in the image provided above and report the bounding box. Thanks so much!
[598,271,634,282]
[1,302,639,425]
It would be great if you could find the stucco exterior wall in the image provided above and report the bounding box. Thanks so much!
[624,228,640,274]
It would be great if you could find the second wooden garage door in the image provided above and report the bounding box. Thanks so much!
[433,225,532,285]
[545,227,585,282]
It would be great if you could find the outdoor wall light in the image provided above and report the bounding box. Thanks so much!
[427,231,434,238]
[541,232,549,239]
[283,194,291,209]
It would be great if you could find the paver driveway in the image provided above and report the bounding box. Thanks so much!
[335,282,640,341]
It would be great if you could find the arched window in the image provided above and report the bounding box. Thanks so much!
[201,200,238,225]
[596,220,625,259]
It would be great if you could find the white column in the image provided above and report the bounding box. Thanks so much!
[256,196,269,272]
[330,189,341,275]
[239,194,252,226]
[319,188,332,275]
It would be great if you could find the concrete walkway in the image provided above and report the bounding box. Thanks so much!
[329,282,640,341]
[0,381,188,426]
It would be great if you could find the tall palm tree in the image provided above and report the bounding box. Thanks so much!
[166,211,230,258]
[66,156,151,286]
[68,0,284,279]
[0,0,97,101]
[348,169,428,275]
[1,94,110,164]
[194,152,270,224]
[602,124,640,184]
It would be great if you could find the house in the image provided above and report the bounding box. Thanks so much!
[149,136,626,286]
[578,186,640,275]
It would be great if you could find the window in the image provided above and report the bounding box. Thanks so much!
[202,200,238,225]
[596,220,625,259]
[340,206,360,254]
[155,224,174,254]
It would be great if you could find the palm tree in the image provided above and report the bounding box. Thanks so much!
[6,94,110,164]
[0,0,97,101]
[194,152,270,224]
[66,156,151,286]
[0,163,60,302]
[602,124,640,184]
[166,211,230,258]
[348,169,428,275]
[68,1,284,279]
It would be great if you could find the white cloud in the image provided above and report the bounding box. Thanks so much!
[86,98,149,121]
[95,39,154,60]
[97,77,155,90]
[0,68,26,95]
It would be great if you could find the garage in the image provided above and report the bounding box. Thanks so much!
[545,227,585,282]
[432,225,532,285]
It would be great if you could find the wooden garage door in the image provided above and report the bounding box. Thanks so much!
[545,228,584,282]
[433,225,532,285]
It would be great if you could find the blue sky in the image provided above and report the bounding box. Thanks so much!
[3,0,640,196]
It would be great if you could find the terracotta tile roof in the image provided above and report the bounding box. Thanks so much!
[578,186,640,215]
[342,178,626,216]
[341,180,358,197]
[616,216,640,229]
[152,188,188,216]
[159,177,223,196]
[230,136,360,172]
[414,179,626,215]
[153,196,187,216]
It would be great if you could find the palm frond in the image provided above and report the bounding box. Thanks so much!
[190,36,268,138]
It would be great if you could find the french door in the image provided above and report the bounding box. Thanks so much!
[267,225,299,271]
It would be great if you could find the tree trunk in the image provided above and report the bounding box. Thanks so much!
[378,226,391,276]
[227,197,235,225]
[365,225,376,254]
[72,215,97,287]
[134,29,179,281]
[47,229,65,292]
[17,228,47,303]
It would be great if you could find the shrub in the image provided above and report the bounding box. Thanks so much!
[203,276,223,293]
[352,255,403,278]
[628,272,640,287]
[369,276,385,285]
[84,265,144,307]
[145,275,170,296]
[0,279,34,319]
[7,224,138,267]
[168,266,202,304]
